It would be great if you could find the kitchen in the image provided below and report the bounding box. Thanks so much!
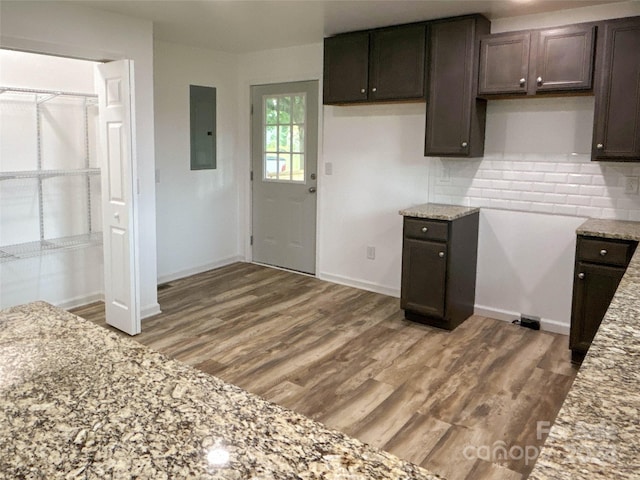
[1,0,639,479]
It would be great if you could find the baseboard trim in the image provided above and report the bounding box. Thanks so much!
[474,305,569,335]
[318,272,400,298]
[57,292,104,310]
[157,256,244,285]
[141,303,162,319]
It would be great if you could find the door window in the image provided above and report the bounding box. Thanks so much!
[263,93,305,182]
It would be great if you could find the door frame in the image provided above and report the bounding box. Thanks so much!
[244,75,323,276]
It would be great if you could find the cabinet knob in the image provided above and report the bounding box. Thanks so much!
[600,249,608,256]
[519,78,526,86]
[360,88,366,94]
[372,87,377,92]
[421,227,428,233]
[596,143,604,150]
[438,251,445,258]
[536,76,543,85]
[461,141,468,148]
[578,272,585,280]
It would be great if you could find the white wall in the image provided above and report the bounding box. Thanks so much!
[0,1,159,316]
[0,49,103,309]
[154,41,242,282]
[321,104,429,294]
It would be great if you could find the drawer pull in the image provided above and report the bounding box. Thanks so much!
[578,272,585,280]
[438,251,445,258]
[421,227,428,233]
[600,249,608,256]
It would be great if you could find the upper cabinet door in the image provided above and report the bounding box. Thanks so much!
[535,25,596,92]
[425,16,490,157]
[369,24,426,101]
[593,17,640,161]
[478,33,530,95]
[323,32,369,104]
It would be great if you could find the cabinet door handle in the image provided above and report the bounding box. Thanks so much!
[596,143,604,149]
[438,251,445,258]
[600,249,608,256]
[536,76,543,85]
[360,88,366,94]
[578,272,585,279]
[421,227,428,233]
[461,141,468,148]
[519,78,526,87]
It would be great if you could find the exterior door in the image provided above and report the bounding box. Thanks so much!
[95,60,141,335]
[251,81,318,274]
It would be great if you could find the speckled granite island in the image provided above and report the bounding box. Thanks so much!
[530,219,640,479]
[0,301,438,479]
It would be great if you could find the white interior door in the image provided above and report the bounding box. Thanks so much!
[251,81,319,274]
[95,60,140,335]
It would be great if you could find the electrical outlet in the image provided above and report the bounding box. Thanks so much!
[437,163,451,185]
[624,176,639,195]
[366,246,375,260]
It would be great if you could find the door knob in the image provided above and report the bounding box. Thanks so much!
[360,88,366,94]
[438,252,445,258]
[310,173,316,180]
[578,272,585,279]
[596,143,604,149]
[421,227,428,233]
[461,141,468,148]
[519,78,526,86]
[308,187,316,193]
[536,76,543,85]
[600,249,608,256]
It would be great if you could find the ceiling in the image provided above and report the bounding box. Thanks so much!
[61,0,624,53]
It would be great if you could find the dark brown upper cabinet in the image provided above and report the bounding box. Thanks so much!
[323,24,426,104]
[478,24,596,96]
[425,15,490,158]
[369,25,427,101]
[478,33,530,95]
[323,32,369,104]
[592,16,640,161]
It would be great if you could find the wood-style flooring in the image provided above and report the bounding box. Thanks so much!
[72,262,578,480]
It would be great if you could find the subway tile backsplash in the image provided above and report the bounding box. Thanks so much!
[428,153,640,221]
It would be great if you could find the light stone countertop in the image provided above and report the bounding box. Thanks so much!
[530,218,640,479]
[0,301,439,480]
[399,203,480,221]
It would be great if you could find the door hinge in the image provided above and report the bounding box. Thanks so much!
[251,104,254,115]
[250,235,253,245]
[250,171,253,181]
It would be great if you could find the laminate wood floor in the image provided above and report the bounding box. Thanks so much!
[72,262,578,480]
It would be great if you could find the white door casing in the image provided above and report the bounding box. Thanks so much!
[96,60,141,335]
[251,81,319,275]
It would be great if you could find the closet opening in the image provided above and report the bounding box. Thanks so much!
[0,49,103,310]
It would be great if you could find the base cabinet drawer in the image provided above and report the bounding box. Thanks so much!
[400,213,479,330]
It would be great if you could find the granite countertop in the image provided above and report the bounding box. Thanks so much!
[0,301,438,480]
[399,203,480,221]
[530,218,640,479]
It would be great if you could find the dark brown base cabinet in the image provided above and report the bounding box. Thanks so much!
[401,213,479,330]
[570,236,637,362]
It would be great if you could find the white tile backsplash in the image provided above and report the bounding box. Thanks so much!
[428,154,640,220]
